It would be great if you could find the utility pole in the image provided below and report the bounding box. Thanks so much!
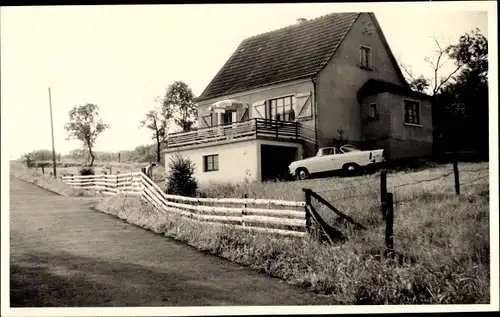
[48,87,57,178]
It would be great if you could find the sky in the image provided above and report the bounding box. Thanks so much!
[0,2,493,160]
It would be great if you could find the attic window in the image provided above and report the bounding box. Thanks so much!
[360,45,372,70]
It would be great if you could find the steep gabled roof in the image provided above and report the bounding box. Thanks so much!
[196,12,361,102]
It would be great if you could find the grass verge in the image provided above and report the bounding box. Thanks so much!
[95,167,490,305]
[10,162,95,197]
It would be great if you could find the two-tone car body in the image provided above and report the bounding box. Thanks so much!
[288,144,385,180]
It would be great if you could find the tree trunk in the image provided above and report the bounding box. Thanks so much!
[156,134,161,164]
[89,147,95,167]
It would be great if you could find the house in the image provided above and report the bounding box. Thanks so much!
[164,12,433,185]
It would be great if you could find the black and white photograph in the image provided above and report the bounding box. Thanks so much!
[1,1,498,316]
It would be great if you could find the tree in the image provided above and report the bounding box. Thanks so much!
[164,81,197,131]
[29,149,53,161]
[399,29,488,158]
[68,149,88,161]
[140,97,174,163]
[332,128,348,147]
[64,104,109,167]
[165,153,198,197]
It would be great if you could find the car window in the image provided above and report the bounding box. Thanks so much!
[340,144,361,153]
[323,148,337,155]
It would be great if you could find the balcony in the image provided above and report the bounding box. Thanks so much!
[166,118,316,148]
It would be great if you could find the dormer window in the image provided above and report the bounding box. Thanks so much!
[360,45,372,70]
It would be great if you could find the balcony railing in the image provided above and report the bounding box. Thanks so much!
[166,118,316,148]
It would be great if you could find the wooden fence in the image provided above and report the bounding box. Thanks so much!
[61,173,307,237]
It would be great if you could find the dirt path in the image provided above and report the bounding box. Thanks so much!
[9,176,334,307]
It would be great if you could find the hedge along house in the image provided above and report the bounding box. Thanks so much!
[164,12,433,185]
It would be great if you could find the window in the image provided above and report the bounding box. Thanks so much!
[368,103,378,119]
[268,96,295,121]
[204,154,219,172]
[340,144,361,153]
[322,148,337,156]
[360,45,372,69]
[403,99,421,125]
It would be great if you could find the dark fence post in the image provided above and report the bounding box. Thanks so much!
[109,166,112,175]
[242,194,248,228]
[295,122,299,140]
[304,189,312,233]
[380,170,387,220]
[275,120,279,139]
[385,192,394,258]
[453,158,460,195]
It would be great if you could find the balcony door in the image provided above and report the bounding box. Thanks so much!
[221,111,237,125]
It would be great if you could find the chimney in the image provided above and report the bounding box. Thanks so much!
[296,18,307,24]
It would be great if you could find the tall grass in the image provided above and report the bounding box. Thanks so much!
[96,162,490,304]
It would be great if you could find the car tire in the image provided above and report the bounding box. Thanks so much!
[343,163,360,176]
[296,168,309,180]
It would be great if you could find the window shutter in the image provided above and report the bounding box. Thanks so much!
[252,100,266,119]
[236,107,249,121]
[295,92,312,120]
[201,114,212,127]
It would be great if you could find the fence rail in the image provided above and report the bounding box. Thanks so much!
[62,172,307,237]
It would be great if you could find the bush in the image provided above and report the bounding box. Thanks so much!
[79,165,95,176]
[165,153,198,197]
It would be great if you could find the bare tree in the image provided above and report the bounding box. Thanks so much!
[140,97,174,163]
[400,33,482,96]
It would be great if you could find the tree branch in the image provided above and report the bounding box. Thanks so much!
[399,62,417,82]
[434,63,465,94]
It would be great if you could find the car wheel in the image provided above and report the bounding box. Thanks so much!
[343,163,360,176]
[296,168,309,180]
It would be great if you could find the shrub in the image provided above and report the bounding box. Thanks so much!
[165,153,198,197]
[79,165,95,176]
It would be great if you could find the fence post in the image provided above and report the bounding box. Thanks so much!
[275,120,279,139]
[453,158,460,195]
[385,192,394,258]
[242,194,247,228]
[380,170,387,220]
[41,166,45,174]
[304,189,312,233]
[295,122,299,140]
[109,166,112,175]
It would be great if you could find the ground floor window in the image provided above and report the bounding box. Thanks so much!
[404,99,421,125]
[369,103,378,119]
[203,154,219,172]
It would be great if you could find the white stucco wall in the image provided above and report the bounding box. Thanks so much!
[164,138,303,186]
[164,139,260,186]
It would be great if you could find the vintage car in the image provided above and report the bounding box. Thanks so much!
[288,144,385,180]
